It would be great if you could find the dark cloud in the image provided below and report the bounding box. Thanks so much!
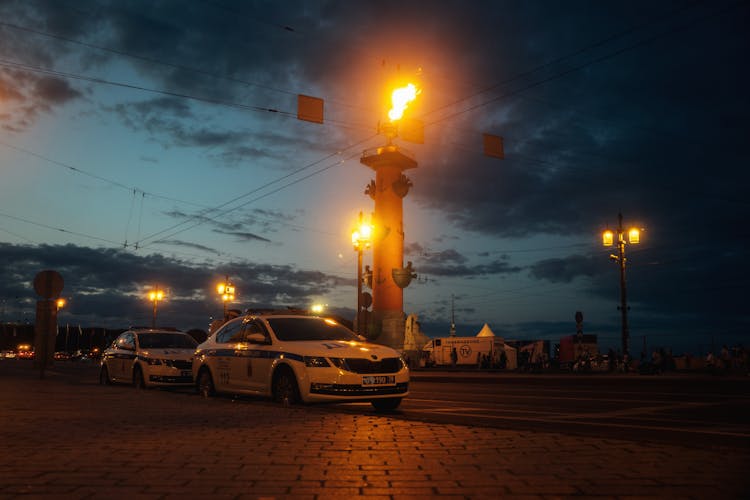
[212,229,272,243]
[418,258,523,278]
[162,208,298,244]
[0,70,82,131]
[529,254,602,284]
[421,249,468,265]
[154,239,223,256]
[0,243,349,329]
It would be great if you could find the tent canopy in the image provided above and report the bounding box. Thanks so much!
[476,323,495,338]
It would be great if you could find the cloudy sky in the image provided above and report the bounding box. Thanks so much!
[0,0,747,355]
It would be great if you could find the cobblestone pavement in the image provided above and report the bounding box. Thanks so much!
[1,360,749,499]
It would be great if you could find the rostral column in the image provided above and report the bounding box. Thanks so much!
[359,85,419,348]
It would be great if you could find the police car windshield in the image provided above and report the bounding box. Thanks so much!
[267,317,359,342]
[137,333,198,349]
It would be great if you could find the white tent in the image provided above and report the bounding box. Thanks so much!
[475,323,517,369]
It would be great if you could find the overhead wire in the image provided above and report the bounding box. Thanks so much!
[0,57,299,118]
[137,147,369,249]
[0,140,208,209]
[0,209,124,247]
[0,139,344,240]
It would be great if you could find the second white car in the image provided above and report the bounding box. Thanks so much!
[100,329,198,388]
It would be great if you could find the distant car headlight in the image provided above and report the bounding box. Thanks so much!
[304,356,331,368]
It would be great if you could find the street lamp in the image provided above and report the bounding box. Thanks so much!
[351,211,373,334]
[148,288,164,328]
[602,212,642,357]
[216,276,236,321]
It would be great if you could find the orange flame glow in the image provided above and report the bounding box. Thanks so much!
[388,83,420,122]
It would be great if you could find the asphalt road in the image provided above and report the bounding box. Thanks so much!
[391,374,750,449]
[13,360,750,450]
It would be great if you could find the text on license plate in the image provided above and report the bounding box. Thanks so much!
[362,375,395,386]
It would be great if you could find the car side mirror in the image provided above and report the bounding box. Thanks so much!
[245,333,268,344]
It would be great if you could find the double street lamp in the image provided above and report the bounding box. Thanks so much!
[351,212,373,335]
[217,276,236,322]
[602,213,641,357]
[147,287,164,328]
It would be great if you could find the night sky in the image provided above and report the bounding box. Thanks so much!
[1,0,748,355]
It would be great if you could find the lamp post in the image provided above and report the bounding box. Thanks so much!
[148,288,164,328]
[56,298,67,353]
[216,276,235,322]
[602,213,641,357]
[351,211,373,334]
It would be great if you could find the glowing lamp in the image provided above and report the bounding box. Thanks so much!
[628,228,640,244]
[351,216,373,250]
[602,229,614,247]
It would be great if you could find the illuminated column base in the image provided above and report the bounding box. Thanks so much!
[371,310,406,350]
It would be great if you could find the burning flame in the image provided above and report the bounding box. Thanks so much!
[388,83,420,122]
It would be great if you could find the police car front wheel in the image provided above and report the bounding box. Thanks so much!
[272,369,300,407]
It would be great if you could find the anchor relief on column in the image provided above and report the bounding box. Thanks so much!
[392,174,412,198]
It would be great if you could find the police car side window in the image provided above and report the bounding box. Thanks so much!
[216,320,243,344]
[117,333,135,350]
[243,320,268,342]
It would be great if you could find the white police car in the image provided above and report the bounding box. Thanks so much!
[192,313,409,410]
[100,329,198,388]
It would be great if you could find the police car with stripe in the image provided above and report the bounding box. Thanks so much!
[192,312,409,410]
[100,328,198,388]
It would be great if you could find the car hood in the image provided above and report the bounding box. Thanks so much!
[278,340,401,360]
[139,348,195,360]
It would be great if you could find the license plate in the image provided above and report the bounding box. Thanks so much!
[362,375,395,386]
[181,370,191,377]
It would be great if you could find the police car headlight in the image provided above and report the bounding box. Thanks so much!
[399,355,409,369]
[304,356,331,368]
[146,358,163,366]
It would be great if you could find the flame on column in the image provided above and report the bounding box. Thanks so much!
[388,83,420,122]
